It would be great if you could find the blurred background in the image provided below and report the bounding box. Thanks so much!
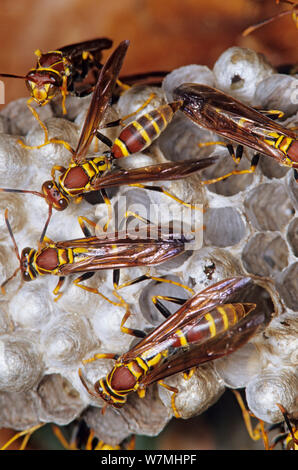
[0,0,296,450]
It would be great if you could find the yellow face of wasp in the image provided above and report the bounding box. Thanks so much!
[27,81,57,105]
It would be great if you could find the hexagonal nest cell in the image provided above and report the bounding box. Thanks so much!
[0,45,297,450]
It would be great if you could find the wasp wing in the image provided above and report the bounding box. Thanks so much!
[73,40,129,164]
[56,226,190,275]
[122,277,254,360]
[91,157,218,190]
[141,305,265,386]
[59,38,113,60]
[58,239,186,275]
[174,83,296,158]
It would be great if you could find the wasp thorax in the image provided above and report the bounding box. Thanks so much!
[110,364,138,392]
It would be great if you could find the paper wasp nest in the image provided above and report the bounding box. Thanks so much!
[0,46,297,448]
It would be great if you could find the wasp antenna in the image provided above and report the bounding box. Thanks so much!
[4,209,21,263]
[78,368,99,399]
[1,209,22,293]
[0,187,46,199]
[38,204,53,246]
[242,8,294,36]
[1,266,21,294]
[0,73,28,80]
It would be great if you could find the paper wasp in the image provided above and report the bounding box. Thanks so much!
[242,1,298,37]
[1,42,217,229]
[78,276,270,417]
[1,208,195,330]
[0,38,114,147]
[173,83,298,183]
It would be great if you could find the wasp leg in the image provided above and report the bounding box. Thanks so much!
[232,390,269,449]
[114,272,194,295]
[82,352,119,365]
[100,188,113,232]
[51,165,67,179]
[158,380,181,418]
[52,425,75,450]
[95,131,113,148]
[0,423,44,450]
[18,98,74,151]
[255,109,284,120]
[78,192,112,233]
[73,272,125,307]
[118,303,147,338]
[198,141,243,164]
[183,368,195,380]
[95,92,157,144]
[201,153,260,185]
[152,295,188,319]
[127,183,200,209]
[60,75,69,115]
[276,403,298,448]
[116,78,131,93]
[111,269,152,338]
[77,215,97,237]
[53,276,66,301]
[119,210,152,232]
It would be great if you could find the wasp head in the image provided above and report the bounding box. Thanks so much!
[20,247,37,282]
[26,70,61,105]
[93,377,127,409]
[42,180,69,211]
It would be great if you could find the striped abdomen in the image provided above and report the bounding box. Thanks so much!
[264,131,298,167]
[168,302,256,349]
[111,101,182,158]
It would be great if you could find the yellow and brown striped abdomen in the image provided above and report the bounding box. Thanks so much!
[111,102,182,159]
[170,303,256,348]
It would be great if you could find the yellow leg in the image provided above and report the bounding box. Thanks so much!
[119,93,156,125]
[0,423,44,450]
[100,189,112,232]
[115,273,195,296]
[137,387,146,399]
[127,183,201,210]
[53,277,65,301]
[198,141,226,148]
[183,368,195,380]
[233,390,269,449]
[85,429,95,450]
[116,78,131,93]
[60,75,68,115]
[18,98,74,151]
[82,352,118,365]
[78,215,97,233]
[202,152,259,185]
[52,425,74,450]
[201,166,257,185]
[72,277,126,307]
[158,380,181,418]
